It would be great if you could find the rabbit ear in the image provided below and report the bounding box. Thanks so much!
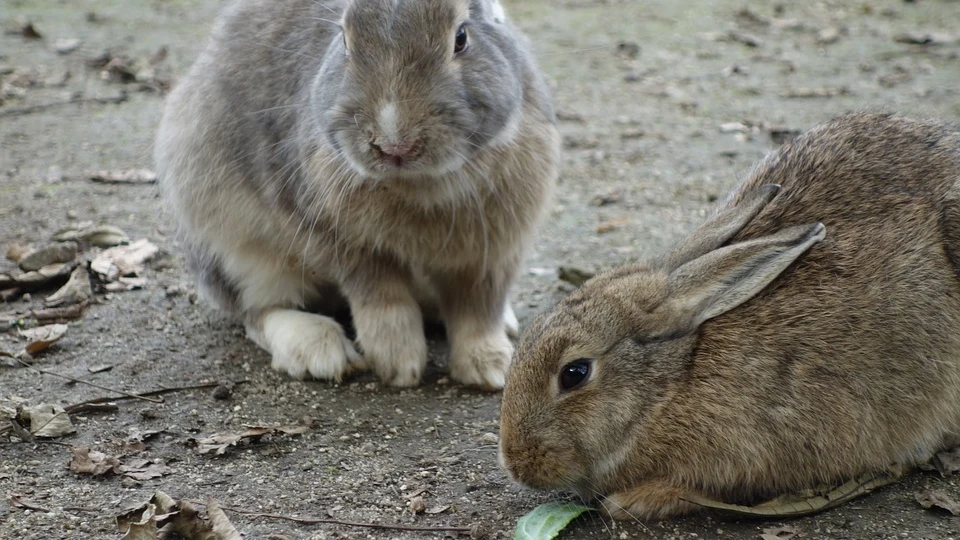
[664,222,825,330]
[662,184,781,272]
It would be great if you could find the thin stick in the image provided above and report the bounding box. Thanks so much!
[15,357,163,404]
[0,94,128,118]
[188,500,473,535]
[63,381,247,412]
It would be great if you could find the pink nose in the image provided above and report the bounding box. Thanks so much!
[378,141,416,158]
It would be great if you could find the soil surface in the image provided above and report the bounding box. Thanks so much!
[3,0,960,539]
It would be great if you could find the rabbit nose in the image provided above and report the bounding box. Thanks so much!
[376,141,417,158]
[370,139,423,167]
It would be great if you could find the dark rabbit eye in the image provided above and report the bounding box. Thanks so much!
[454,24,468,54]
[559,359,592,392]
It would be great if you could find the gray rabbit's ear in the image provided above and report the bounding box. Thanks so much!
[663,222,825,330]
[473,0,508,24]
[661,184,781,272]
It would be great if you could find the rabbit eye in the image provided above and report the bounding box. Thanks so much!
[559,359,592,392]
[454,24,468,54]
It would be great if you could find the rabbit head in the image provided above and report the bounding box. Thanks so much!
[499,184,826,498]
[309,0,525,178]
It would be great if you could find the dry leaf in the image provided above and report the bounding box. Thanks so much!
[761,525,799,540]
[6,243,31,263]
[0,262,76,291]
[104,276,148,292]
[916,490,960,515]
[780,86,849,98]
[191,425,309,455]
[425,505,450,515]
[53,224,130,248]
[17,242,78,271]
[117,491,241,540]
[408,495,427,514]
[21,403,76,437]
[19,323,68,355]
[70,446,122,476]
[558,266,594,287]
[894,32,960,46]
[91,239,159,281]
[119,459,173,481]
[88,169,157,184]
[45,266,92,307]
[53,38,81,55]
[596,217,629,234]
[16,19,43,39]
[206,498,243,540]
[927,447,960,476]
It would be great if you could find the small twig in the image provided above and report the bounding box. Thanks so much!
[10,495,51,513]
[0,94,127,118]
[63,381,248,413]
[188,500,473,535]
[14,357,163,404]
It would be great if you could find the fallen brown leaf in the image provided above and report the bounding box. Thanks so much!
[0,262,76,292]
[52,224,130,248]
[408,496,427,514]
[91,239,159,281]
[191,425,310,455]
[596,217,630,234]
[10,494,51,513]
[894,31,960,46]
[119,459,173,481]
[19,323,68,355]
[926,447,960,476]
[45,266,92,307]
[17,242,78,272]
[780,86,850,98]
[916,490,960,515]
[6,243,31,263]
[53,38,82,55]
[425,505,450,515]
[20,403,76,437]
[88,169,157,184]
[70,446,122,476]
[117,491,241,540]
[16,19,43,39]
[761,525,798,540]
[558,266,594,287]
[104,276,148,292]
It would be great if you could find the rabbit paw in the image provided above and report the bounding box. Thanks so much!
[450,331,513,390]
[249,309,367,381]
[601,481,699,520]
[353,303,428,387]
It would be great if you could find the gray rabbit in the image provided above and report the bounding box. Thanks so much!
[155,0,559,388]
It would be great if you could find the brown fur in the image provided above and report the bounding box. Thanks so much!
[500,112,960,519]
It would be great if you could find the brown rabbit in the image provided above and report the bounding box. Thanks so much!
[499,112,960,519]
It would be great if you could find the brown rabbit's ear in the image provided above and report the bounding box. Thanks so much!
[661,184,781,272]
[663,222,825,330]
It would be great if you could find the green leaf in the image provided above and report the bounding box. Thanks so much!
[514,501,593,540]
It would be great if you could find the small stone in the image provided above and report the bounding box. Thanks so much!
[212,385,232,400]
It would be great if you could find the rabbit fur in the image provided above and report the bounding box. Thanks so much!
[154,0,559,388]
[499,112,960,519]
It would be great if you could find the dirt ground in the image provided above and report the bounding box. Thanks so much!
[3,0,960,538]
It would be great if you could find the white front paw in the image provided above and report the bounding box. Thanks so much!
[250,310,367,381]
[450,331,513,390]
[353,303,427,387]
